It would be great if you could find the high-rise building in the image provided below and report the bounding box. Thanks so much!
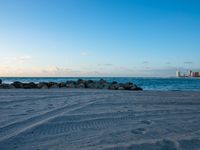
[177,70,200,77]
[176,70,181,77]
[192,72,200,77]
[189,70,192,77]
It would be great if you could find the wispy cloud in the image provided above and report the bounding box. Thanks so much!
[142,61,149,64]
[166,62,171,65]
[80,51,90,56]
[0,66,102,77]
[97,64,113,66]
[184,61,193,64]
[18,55,32,61]
[1,55,32,65]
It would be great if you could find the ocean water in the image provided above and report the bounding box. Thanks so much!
[1,77,200,91]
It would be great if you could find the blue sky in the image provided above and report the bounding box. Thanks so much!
[0,0,200,77]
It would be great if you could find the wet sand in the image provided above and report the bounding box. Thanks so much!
[0,89,200,150]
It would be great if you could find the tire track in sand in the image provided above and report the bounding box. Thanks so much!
[28,116,132,137]
[0,94,111,142]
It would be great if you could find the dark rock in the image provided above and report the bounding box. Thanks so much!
[0,84,15,89]
[101,83,110,89]
[85,82,95,89]
[49,83,59,88]
[59,82,66,88]
[118,87,125,90]
[22,84,32,89]
[47,82,57,88]
[29,82,37,88]
[88,80,94,83]
[0,79,2,84]
[76,83,85,88]
[22,82,37,89]
[109,83,119,90]
[12,81,23,88]
[129,84,143,91]
[37,82,48,89]
[112,81,118,84]
[123,82,143,91]
[66,81,75,88]
[85,80,92,88]
[134,86,143,91]
[130,84,137,90]
[123,82,134,90]
[77,79,85,84]
[76,79,86,88]
[99,79,107,84]
[85,81,101,89]
[95,82,104,89]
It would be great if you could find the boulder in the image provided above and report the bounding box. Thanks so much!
[118,87,125,90]
[95,82,104,89]
[22,82,37,89]
[101,83,110,89]
[12,81,23,88]
[123,82,134,90]
[88,80,94,83]
[50,84,59,88]
[99,79,107,84]
[77,79,85,84]
[85,82,101,89]
[0,84,15,89]
[37,82,48,89]
[47,82,57,88]
[76,83,85,88]
[85,82,95,89]
[132,86,143,91]
[29,82,37,88]
[123,82,143,91]
[48,82,59,88]
[109,83,119,90]
[76,79,86,88]
[66,81,76,88]
[130,84,137,90]
[59,82,66,88]
[85,80,94,88]
[111,81,118,84]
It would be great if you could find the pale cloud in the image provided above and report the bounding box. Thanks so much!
[80,51,90,56]
[142,61,149,64]
[1,55,32,65]
[41,67,81,76]
[41,66,102,77]
[0,66,101,77]
[0,62,197,77]
[107,66,181,77]
[18,55,32,61]
[184,61,193,64]
[97,64,113,66]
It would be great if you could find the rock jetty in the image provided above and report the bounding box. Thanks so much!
[0,79,143,91]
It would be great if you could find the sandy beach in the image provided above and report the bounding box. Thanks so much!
[0,89,200,150]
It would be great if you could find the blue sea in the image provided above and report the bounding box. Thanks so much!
[1,77,200,91]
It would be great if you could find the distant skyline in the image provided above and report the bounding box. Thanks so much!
[0,0,200,77]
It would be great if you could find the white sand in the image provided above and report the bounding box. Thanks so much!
[0,89,200,150]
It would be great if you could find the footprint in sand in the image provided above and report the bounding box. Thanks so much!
[140,120,152,125]
[26,109,34,113]
[131,128,146,134]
